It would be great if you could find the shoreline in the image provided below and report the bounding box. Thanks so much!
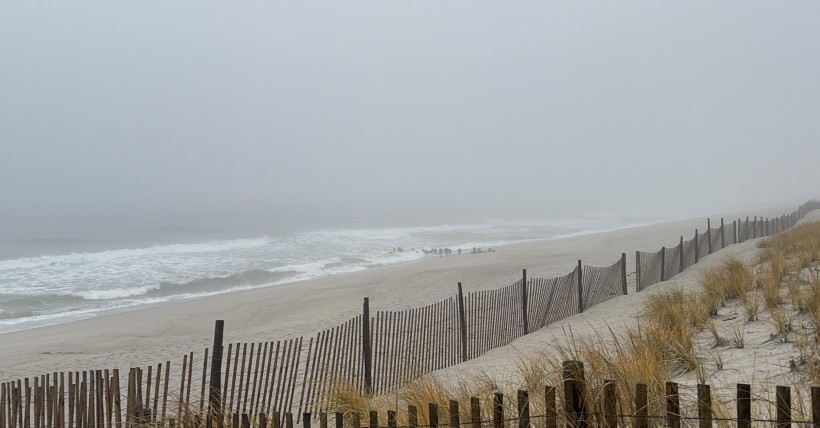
[0,203,798,380]
[0,218,664,335]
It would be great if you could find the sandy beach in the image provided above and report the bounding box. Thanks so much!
[0,205,800,383]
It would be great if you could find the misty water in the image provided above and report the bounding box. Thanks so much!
[0,215,659,333]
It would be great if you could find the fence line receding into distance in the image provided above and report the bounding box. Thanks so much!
[1,201,819,427]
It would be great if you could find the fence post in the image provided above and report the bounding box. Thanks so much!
[521,269,529,335]
[733,220,738,244]
[207,320,224,428]
[620,253,628,295]
[457,283,468,362]
[635,383,648,428]
[660,247,666,282]
[335,413,343,428]
[694,230,700,263]
[493,393,503,428]
[698,384,712,428]
[408,406,417,428]
[811,386,820,428]
[577,261,584,313]
[777,386,791,428]
[721,218,725,248]
[470,397,481,428]
[603,380,616,428]
[305,414,313,428]
[737,384,751,428]
[635,251,642,292]
[387,411,396,428]
[362,298,373,395]
[745,216,750,240]
[563,361,586,428]
[517,390,529,428]
[678,237,684,273]
[666,382,680,428]
[449,401,460,428]
[369,411,377,428]
[753,216,758,238]
[707,219,713,254]
[545,386,557,428]
[429,404,438,428]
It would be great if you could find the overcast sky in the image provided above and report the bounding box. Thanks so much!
[1,2,818,238]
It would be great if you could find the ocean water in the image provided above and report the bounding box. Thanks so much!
[0,217,657,333]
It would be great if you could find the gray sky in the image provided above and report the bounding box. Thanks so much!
[1,1,819,238]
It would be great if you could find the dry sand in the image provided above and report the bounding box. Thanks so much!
[0,204,802,384]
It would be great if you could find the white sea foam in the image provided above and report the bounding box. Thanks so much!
[0,216,662,333]
[0,237,272,271]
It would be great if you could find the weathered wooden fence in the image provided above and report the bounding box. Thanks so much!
[2,201,819,427]
[298,360,820,428]
[636,200,820,291]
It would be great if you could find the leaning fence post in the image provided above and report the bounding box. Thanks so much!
[563,361,586,428]
[362,298,373,395]
[635,251,642,292]
[777,386,791,428]
[698,384,712,428]
[811,386,820,428]
[666,381,680,428]
[207,320,224,428]
[577,261,584,313]
[521,269,529,335]
[694,230,700,263]
[737,383,751,428]
[429,404,438,428]
[457,283,468,362]
[678,237,684,273]
[620,253,628,295]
